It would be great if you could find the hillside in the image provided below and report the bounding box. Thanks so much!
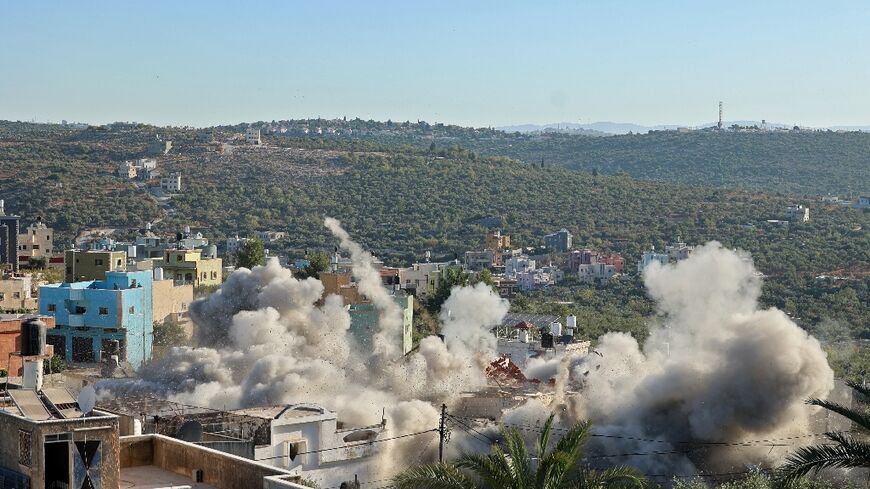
[1,122,868,343]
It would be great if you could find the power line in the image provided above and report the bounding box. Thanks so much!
[254,428,438,462]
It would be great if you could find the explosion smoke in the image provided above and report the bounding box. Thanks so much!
[543,242,835,475]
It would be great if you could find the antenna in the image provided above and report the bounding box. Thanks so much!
[78,385,97,416]
[718,101,723,130]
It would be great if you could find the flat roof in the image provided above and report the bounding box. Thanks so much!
[121,465,218,489]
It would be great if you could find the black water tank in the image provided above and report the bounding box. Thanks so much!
[540,332,554,349]
[21,318,47,356]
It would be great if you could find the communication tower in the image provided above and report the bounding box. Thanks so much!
[718,101,723,130]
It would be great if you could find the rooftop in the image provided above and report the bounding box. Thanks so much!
[121,465,218,489]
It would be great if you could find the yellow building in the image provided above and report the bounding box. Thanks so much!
[162,249,222,287]
[485,230,511,251]
[64,250,127,282]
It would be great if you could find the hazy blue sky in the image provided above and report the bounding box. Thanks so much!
[2,1,868,127]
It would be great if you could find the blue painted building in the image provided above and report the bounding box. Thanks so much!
[39,270,153,369]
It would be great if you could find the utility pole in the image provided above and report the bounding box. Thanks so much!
[438,403,447,463]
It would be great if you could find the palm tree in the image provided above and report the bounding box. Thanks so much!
[776,380,870,485]
[391,415,647,489]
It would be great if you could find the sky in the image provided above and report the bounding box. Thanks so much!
[2,1,869,128]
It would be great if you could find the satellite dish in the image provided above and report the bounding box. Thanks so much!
[176,420,203,442]
[78,386,96,415]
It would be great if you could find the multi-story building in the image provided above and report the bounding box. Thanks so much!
[17,218,61,269]
[117,161,138,179]
[245,127,262,145]
[0,200,20,272]
[399,261,452,298]
[544,228,572,253]
[160,172,182,192]
[348,294,414,356]
[665,239,694,261]
[485,230,511,252]
[638,249,670,271]
[855,196,870,209]
[152,274,193,326]
[0,273,37,311]
[64,249,127,282]
[40,270,153,368]
[464,250,495,271]
[505,255,535,276]
[161,249,223,287]
[785,204,811,222]
[225,235,250,257]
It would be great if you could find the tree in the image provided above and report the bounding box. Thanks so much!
[236,238,265,269]
[298,252,330,280]
[153,320,188,348]
[776,380,870,485]
[427,267,469,312]
[392,415,647,489]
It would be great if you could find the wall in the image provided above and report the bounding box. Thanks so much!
[120,434,299,489]
[152,279,193,326]
[0,409,120,489]
[0,276,35,311]
[0,316,56,375]
[65,250,127,282]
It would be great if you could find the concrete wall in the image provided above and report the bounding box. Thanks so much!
[152,279,193,327]
[0,316,55,375]
[120,434,300,489]
[0,409,119,489]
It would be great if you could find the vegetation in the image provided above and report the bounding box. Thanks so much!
[392,415,647,489]
[45,354,66,374]
[153,320,188,349]
[775,381,870,485]
[297,252,330,280]
[236,238,266,269]
[673,473,862,489]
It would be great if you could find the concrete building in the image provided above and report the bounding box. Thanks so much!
[496,319,590,369]
[0,272,37,311]
[348,294,414,356]
[40,270,154,368]
[117,160,138,179]
[638,249,670,271]
[65,249,127,282]
[245,127,262,145]
[230,403,386,474]
[464,250,495,271]
[544,228,572,253]
[485,230,511,252]
[505,255,535,276]
[162,249,223,287]
[577,262,618,284]
[855,196,870,209]
[786,204,811,222]
[17,218,62,269]
[160,172,182,192]
[399,261,452,298]
[147,138,172,155]
[0,200,20,272]
[225,235,251,257]
[135,158,157,170]
[0,314,55,376]
[152,273,193,326]
[256,230,287,242]
[665,239,694,261]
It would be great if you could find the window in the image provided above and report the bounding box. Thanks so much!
[0,293,4,300]
[128,306,135,314]
[94,259,103,266]
[177,255,182,261]
[99,307,108,316]
[47,303,56,312]
[13,292,20,299]
[32,245,39,250]
[46,236,50,241]
[18,430,31,467]
[116,259,122,267]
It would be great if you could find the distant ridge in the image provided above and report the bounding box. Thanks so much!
[496,120,870,135]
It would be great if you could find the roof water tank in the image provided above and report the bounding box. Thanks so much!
[153,267,164,281]
[566,315,577,331]
[21,318,46,356]
[550,321,562,337]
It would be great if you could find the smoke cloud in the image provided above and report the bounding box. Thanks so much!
[548,242,835,474]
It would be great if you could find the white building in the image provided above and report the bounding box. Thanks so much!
[399,261,452,298]
[516,269,556,292]
[160,173,182,192]
[638,250,669,271]
[230,403,385,474]
[665,240,694,261]
[785,205,810,222]
[135,158,157,170]
[505,255,535,276]
[577,262,617,284]
[245,128,262,145]
[225,235,250,256]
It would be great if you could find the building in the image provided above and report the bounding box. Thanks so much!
[152,272,193,326]
[245,127,262,145]
[162,249,223,287]
[786,204,811,222]
[64,249,127,282]
[0,273,37,311]
[39,270,154,368]
[577,262,617,284]
[516,269,557,292]
[0,200,20,272]
[348,294,414,356]
[505,255,535,276]
[160,172,182,192]
[855,196,870,209]
[319,271,366,305]
[17,218,62,269]
[117,160,138,179]
[135,158,157,170]
[638,249,670,271]
[485,230,511,252]
[146,138,172,155]
[496,317,590,369]
[544,228,572,253]
[256,230,287,242]
[464,250,495,271]
[231,403,386,474]
[0,314,55,376]
[225,235,251,256]
[399,261,452,298]
[665,239,694,261]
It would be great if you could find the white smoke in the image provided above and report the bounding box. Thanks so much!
[103,218,508,479]
[539,242,835,475]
